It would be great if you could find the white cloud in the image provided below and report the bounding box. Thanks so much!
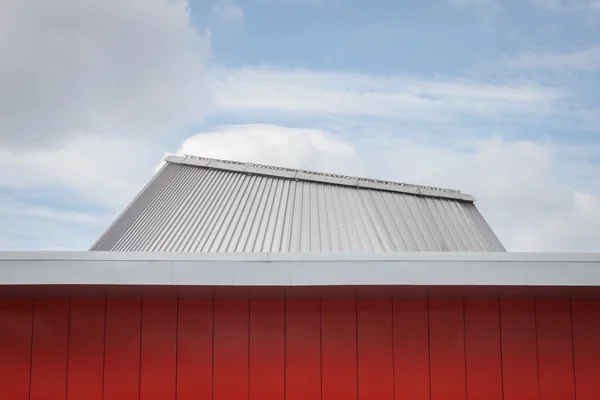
[171,124,363,175]
[504,45,600,70]
[211,0,245,24]
[171,124,600,252]
[0,0,212,249]
[422,137,600,251]
[0,134,160,210]
[0,132,165,250]
[0,0,211,148]
[212,67,561,123]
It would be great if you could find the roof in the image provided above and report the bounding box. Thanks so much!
[90,155,505,252]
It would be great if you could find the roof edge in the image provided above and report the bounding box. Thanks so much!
[3,251,599,262]
[165,155,476,202]
[2,251,600,288]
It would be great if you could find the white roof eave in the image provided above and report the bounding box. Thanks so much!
[1,251,600,288]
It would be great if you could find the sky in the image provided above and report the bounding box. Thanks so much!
[1,0,599,252]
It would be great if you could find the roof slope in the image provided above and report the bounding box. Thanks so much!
[91,155,505,252]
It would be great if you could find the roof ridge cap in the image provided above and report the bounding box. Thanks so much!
[165,154,475,202]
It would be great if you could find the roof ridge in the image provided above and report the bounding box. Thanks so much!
[165,154,475,202]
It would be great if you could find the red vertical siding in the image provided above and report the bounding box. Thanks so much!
[140,299,178,400]
[393,298,430,400]
[103,299,142,400]
[464,298,503,400]
[29,299,70,400]
[66,299,105,400]
[0,299,33,400]
[536,299,576,400]
[322,298,358,400]
[357,298,394,400]
[572,299,600,400]
[177,299,213,400]
[0,294,598,400]
[213,298,249,400]
[429,298,467,400]
[500,299,539,400]
[249,298,285,400]
[286,298,321,400]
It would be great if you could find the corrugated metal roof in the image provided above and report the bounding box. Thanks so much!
[91,156,505,252]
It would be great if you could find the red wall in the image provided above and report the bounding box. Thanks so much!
[0,296,599,400]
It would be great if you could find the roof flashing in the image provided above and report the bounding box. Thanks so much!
[165,155,475,202]
[3,251,600,289]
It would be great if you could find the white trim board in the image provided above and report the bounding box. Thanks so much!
[0,252,600,287]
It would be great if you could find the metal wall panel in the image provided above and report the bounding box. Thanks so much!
[286,298,321,400]
[1,294,591,400]
[464,299,503,400]
[29,299,69,400]
[66,299,105,400]
[176,299,213,400]
[357,299,394,400]
[429,299,467,400]
[249,299,285,400]
[500,299,540,400]
[322,299,358,400]
[92,162,505,252]
[536,299,576,400]
[139,299,178,400]
[103,299,142,400]
[393,299,430,400]
[0,299,33,400]
[213,299,249,400]
[572,299,600,400]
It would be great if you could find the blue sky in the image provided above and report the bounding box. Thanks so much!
[0,0,599,251]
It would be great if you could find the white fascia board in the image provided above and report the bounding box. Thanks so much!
[2,251,600,262]
[0,252,600,287]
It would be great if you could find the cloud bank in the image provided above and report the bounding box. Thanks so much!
[0,0,211,148]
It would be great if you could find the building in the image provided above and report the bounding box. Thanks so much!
[0,155,599,400]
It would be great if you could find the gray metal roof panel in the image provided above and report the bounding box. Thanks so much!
[90,158,505,252]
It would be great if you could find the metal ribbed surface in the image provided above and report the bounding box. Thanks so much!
[91,163,505,252]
